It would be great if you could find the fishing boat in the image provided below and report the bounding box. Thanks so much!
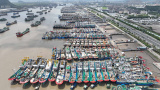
[30,58,47,84]
[8,57,30,81]
[70,47,78,59]
[101,61,109,81]
[92,49,98,59]
[0,27,9,33]
[107,60,117,82]
[0,18,7,21]
[40,17,45,21]
[56,60,66,85]
[64,65,71,81]
[39,59,53,83]
[56,49,61,60]
[52,47,57,59]
[86,48,93,59]
[76,62,83,83]
[61,49,66,59]
[11,15,20,18]
[69,63,77,83]
[65,47,72,60]
[89,62,96,83]
[95,61,103,82]
[81,49,88,60]
[16,28,30,37]
[15,58,34,82]
[18,59,35,83]
[6,20,17,26]
[19,58,42,84]
[82,62,89,83]
[48,60,59,82]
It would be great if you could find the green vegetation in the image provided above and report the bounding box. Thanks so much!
[97,13,104,18]
[0,0,15,8]
[127,14,150,19]
[102,7,107,10]
[89,7,160,56]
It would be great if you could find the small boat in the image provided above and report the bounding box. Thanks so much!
[69,63,77,84]
[89,62,96,83]
[84,82,91,90]
[25,17,34,21]
[31,21,41,27]
[90,81,99,89]
[0,18,7,21]
[8,57,30,80]
[82,62,89,83]
[39,59,52,83]
[56,60,66,85]
[11,15,20,18]
[48,60,59,82]
[0,27,9,33]
[13,12,19,15]
[64,65,71,81]
[6,20,17,26]
[16,28,30,37]
[76,62,83,83]
[40,17,45,21]
[70,82,77,90]
[30,58,47,84]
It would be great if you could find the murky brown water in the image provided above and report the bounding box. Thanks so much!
[1,5,160,90]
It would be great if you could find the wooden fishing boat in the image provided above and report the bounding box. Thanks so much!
[76,62,83,83]
[89,62,96,83]
[8,57,30,81]
[69,63,77,84]
[95,61,103,82]
[30,58,47,84]
[39,59,53,83]
[56,60,66,85]
[48,60,59,82]
[64,65,71,81]
[83,62,89,83]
